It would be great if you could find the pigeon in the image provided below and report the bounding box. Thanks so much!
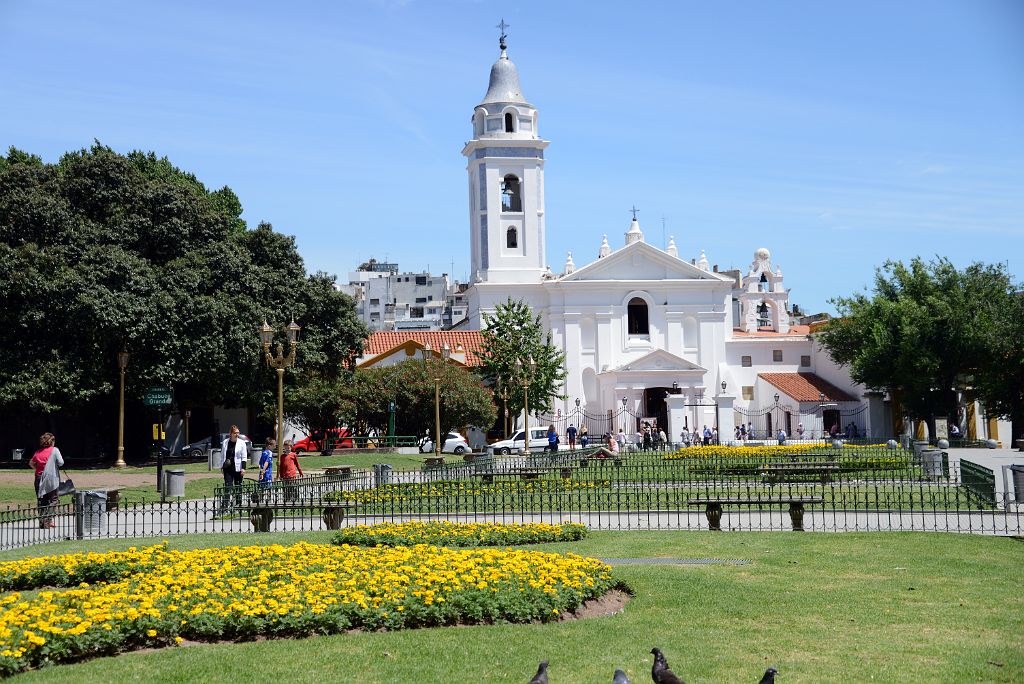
[613,668,633,684]
[529,660,549,684]
[650,648,685,684]
[758,667,778,684]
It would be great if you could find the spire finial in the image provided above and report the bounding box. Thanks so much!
[496,18,509,52]
[630,205,640,220]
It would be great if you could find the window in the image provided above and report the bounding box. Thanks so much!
[504,112,514,133]
[410,307,424,319]
[415,297,427,303]
[773,349,783,362]
[742,386,754,400]
[627,297,649,335]
[415,276,427,286]
[501,174,522,212]
[741,355,752,367]
[801,355,811,368]
[506,227,518,248]
[369,298,380,306]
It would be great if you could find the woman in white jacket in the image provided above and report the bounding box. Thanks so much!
[221,425,247,506]
[29,432,64,528]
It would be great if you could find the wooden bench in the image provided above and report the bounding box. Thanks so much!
[421,456,446,468]
[759,462,840,484]
[687,495,824,531]
[94,487,125,511]
[473,469,547,483]
[240,502,356,532]
[579,450,627,467]
[323,465,355,478]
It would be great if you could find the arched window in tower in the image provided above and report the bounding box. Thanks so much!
[627,297,649,335]
[506,227,518,249]
[504,112,515,133]
[501,174,522,212]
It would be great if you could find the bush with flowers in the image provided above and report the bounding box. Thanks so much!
[0,541,614,676]
[331,521,587,548]
[326,478,607,507]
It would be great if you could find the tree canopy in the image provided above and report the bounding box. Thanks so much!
[0,143,368,457]
[479,298,566,417]
[818,257,1020,439]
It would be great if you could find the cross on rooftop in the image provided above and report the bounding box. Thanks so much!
[630,205,640,220]
[496,19,509,49]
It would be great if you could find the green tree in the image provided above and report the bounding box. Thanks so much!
[973,291,1024,443]
[0,143,368,460]
[819,257,1015,436]
[479,298,566,416]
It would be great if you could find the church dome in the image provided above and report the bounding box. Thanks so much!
[480,43,531,106]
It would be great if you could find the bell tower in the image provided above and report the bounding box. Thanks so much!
[463,25,549,284]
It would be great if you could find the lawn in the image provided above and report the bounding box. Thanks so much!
[2,531,1021,683]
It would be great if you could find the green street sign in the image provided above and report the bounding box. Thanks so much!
[143,385,173,407]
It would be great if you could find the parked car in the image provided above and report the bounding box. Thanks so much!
[178,433,252,459]
[418,432,470,455]
[488,428,551,455]
[293,428,354,454]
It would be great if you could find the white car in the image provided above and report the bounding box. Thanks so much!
[488,428,552,455]
[418,432,470,455]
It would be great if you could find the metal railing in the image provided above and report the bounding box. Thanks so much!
[2,448,1020,552]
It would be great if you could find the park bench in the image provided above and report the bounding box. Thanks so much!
[687,495,824,531]
[421,456,446,468]
[759,461,840,484]
[323,465,355,478]
[93,487,125,511]
[579,449,627,467]
[473,469,547,483]
[240,500,356,532]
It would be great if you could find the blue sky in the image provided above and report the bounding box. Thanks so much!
[2,0,1022,313]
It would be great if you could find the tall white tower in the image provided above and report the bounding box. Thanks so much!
[463,30,549,285]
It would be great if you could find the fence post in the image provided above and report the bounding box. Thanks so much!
[73,491,85,540]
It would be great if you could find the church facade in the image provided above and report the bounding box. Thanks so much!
[463,35,878,440]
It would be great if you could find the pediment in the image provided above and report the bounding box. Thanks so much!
[560,242,731,283]
[608,349,707,373]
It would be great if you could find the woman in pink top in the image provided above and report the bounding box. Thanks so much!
[29,432,64,528]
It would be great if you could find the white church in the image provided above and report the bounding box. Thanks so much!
[361,32,1008,445]
[459,31,880,441]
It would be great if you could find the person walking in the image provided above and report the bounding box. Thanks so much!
[221,426,246,507]
[580,425,589,448]
[616,428,626,451]
[546,424,559,453]
[279,439,304,502]
[642,424,652,452]
[658,427,668,450]
[796,422,805,440]
[567,424,577,450]
[29,432,64,528]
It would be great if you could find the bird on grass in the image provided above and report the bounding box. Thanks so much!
[650,648,685,684]
[613,668,633,684]
[528,660,549,684]
[758,667,778,683]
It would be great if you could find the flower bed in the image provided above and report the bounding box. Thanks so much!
[0,541,613,676]
[331,521,587,548]
[663,443,898,461]
[326,479,607,506]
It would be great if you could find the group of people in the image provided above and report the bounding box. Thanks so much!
[220,426,304,505]
[679,425,719,447]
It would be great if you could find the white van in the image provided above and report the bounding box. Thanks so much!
[488,428,552,455]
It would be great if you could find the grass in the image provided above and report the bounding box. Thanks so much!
[2,531,1021,683]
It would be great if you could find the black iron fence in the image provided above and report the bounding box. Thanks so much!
[2,448,1020,552]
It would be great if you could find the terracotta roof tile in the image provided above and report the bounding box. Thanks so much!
[364,331,487,366]
[732,325,812,338]
[758,372,857,402]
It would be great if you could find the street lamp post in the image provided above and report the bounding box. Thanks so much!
[715,380,727,445]
[115,351,130,468]
[516,356,537,452]
[421,343,451,458]
[819,391,826,439]
[498,376,510,439]
[260,320,301,472]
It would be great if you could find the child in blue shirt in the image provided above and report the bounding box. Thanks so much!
[259,438,275,488]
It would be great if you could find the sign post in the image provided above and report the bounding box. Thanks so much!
[144,386,173,497]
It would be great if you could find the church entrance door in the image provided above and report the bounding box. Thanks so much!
[642,387,673,435]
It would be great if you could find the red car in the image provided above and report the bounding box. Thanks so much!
[292,428,354,453]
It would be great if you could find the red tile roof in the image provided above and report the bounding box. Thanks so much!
[758,372,858,402]
[364,331,487,366]
[732,325,812,338]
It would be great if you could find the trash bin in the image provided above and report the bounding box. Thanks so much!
[164,469,185,497]
[1010,465,1024,504]
[11,448,24,461]
[372,464,392,487]
[248,447,259,468]
[83,490,107,534]
[209,448,222,471]
[920,449,944,479]
[912,440,929,460]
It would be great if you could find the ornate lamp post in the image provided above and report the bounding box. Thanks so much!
[819,391,826,439]
[260,320,300,470]
[421,342,451,458]
[516,355,537,452]
[714,380,727,445]
[115,351,130,468]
